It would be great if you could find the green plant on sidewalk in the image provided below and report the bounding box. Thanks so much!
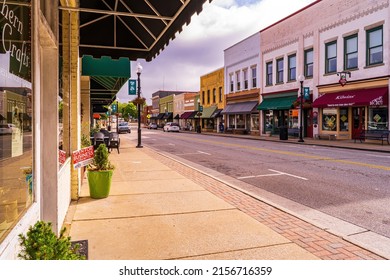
[18,221,85,260]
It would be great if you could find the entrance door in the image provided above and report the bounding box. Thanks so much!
[305,109,313,138]
[352,107,365,139]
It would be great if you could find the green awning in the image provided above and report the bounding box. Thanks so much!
[257,96,297,110]
[200,106,217,118]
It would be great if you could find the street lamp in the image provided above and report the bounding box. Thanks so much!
[298,74,305,143]
[116,97,120,132]
[136,62,143,148]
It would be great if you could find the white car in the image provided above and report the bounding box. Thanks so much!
[0,124,16,135]
[163,122,180,132]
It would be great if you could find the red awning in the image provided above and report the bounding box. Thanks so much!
[180,111,194,119]
[93,113,101,119]
[313,87,388,108]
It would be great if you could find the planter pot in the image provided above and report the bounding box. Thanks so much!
[87,170,113,199]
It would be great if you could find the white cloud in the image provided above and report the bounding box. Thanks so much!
[117,0,316,103]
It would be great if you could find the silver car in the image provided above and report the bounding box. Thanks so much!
[118,122,131,134]
[163,122,180,132]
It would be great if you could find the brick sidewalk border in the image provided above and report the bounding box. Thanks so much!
[144,148,385,260]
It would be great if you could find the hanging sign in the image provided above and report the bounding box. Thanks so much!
[72,146,94,169]
[303,87,310,100]
[128,79,137,95]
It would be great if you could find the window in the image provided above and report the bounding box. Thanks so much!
[202,91,205,104]
[368,107,388,130]
[367,26,383,66]
[322,108,337,131]
[344,34,358,70]
[230,74,234,92]
[276,58,284,83]
[219,87,223,103]
[325,41,337,73]
[304,49,313,77]
[236,72,240,91]
[266,62,273,86]
[212,88,216,103]
[251,67,257,88]
[207,90,210,104]
[288,54,296,81]
[339,107,349,131]
[243,69,248,89]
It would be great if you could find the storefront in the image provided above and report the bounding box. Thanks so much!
[221,101,259,134]
[312,86,389,139]
[257,93,297,135]
[200,106,217,132]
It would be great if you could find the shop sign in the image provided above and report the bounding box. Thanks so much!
[128,79,137,95]
[303,87,310,100]
[72,146,94,169]
[59,149,66,165]
[0,0,32,82]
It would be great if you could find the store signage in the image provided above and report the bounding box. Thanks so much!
[59,149,66,165]
[0,0,31,82]
[303,87,310,100]
[72,146,94,169]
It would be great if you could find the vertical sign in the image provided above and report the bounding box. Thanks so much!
[303,87,310,100]
[128,79,137,95]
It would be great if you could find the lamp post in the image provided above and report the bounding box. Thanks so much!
[298,75,305,142]
[136,62,143,148]
[116,97,120,132]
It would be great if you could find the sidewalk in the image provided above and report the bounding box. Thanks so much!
[65,134,388,260]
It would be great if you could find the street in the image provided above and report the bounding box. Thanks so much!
[124,126,390,239]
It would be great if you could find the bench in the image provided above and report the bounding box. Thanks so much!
[354,129,390,145]
[288,128,299,137]
[315,133,336,140]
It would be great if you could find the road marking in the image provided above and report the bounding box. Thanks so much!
[364,153,390,158]
[197,151,211,155]
[237,169,308,181]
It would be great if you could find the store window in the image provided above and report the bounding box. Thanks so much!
[0,1,32,242]
[288,54,296,81]
[339,107,349,131]
[236,115,245,129]
[264,110,274,132]
[228,114,235,129]
[266,62,273,86]
[344,34,358,70]
[322,108,337,131]
[304,48,313,78]
[289,109,299,129]
[366,25,383,66]
[276,58,284,84]
[325,41,337,74]
[251,114,259,131]
[368,107,388,130]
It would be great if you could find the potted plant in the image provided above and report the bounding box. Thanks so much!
[87,143,115,199]
[18,220,85,260]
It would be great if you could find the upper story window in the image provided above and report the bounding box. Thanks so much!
[236,71,240,91]
[266,61,273,86]
[202,91,205,104]
[229,74,234,92]
[219,87,223,103]
[367,25,383,66]
[212,88,216,103]
[276,58,284,83]
[304,48,313,78]
[251,66,257,88]
[325,41,337,74]
[288,54,296,81]
[207,90,210,104]
[344,34,358,70]
[243,69,248,90]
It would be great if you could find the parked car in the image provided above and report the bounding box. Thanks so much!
[0,123,16,135]
[148,123,158,129]
[118,122,131,134]
[163,122,180,132]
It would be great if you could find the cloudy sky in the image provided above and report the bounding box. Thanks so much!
[116,0,316,104]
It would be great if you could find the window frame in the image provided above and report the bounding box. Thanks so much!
[266,61,273,86]
[325,41,337,74]
[229,74,234,92]
[243,68,248,90]
[344,34,358,70]
[276,57,284,84]
[366,25,383,66]
[236,71,240,91]
[288,54,296,82]
[304,48,313,78]
[251,66,257,88]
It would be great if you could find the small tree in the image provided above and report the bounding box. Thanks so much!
[18,221,85,260]
[88,144,115,171]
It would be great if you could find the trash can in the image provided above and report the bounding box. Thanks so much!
[196,125,201,133]
[279,126,288,140]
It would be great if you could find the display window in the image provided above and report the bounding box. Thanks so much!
[322,108,337,131]
[368,107,388,130]
[339,108,349,131]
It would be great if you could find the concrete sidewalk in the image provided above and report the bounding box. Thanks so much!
[65,136,386,260]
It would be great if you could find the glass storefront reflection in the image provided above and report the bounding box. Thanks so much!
[0,0,32,242]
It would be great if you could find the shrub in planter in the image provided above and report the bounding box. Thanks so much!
[18,221,85,260]
[87,144,115,199]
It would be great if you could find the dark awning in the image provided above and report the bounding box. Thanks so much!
[60,1,212,61]
[162,112,173,119]
[222,101,258,114]
[174,114,180,119]
[313,87,389,108]
[257,96,297,110]
[187,111,199,119]
[210,109,222,118]
[180,111,194,119]
[156,113,165,119]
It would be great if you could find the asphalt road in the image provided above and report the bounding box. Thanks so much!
[126,128,390,239]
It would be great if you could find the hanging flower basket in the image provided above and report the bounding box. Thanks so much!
[132,97,146,105]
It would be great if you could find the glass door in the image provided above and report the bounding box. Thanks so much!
[352,107,365,139]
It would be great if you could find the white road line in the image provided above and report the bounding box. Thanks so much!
[364,153,390,158]
[197,151,211,155]
[175,152,202,156]
[237,169,308,181]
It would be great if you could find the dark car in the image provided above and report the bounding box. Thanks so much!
[118,122,131,134]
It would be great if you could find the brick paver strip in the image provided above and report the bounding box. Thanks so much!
[144,149,385,260]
